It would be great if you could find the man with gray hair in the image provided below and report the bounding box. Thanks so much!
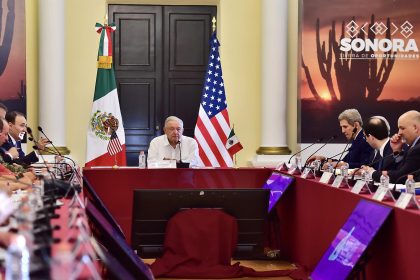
[308,108,373,168]
[147,116,200,167]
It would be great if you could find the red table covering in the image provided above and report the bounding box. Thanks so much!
[150,208,306,279]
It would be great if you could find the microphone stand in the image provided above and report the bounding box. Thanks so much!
[288,138,323,164]
[178,141,182,163]
[303,135,337,170]
[37,126,62,156]
[333,128,357,176]
[327,149,350,161]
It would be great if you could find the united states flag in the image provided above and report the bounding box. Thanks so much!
[107,131,123,156]
[194,32,241,167]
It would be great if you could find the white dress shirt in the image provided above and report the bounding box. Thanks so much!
[147,135,201,167]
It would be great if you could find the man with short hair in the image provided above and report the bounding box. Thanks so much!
[372,110,420,183]
[1,111,48,165]
[308,108,373,169]
[362,116,393,171]
[0,118,13,162]
[148,116,200,167]
[0,103,7,119]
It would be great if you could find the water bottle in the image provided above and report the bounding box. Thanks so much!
[340,162,349,179]
[380,171,390,188]
[5,235,30,280]
[405,175,416,194]
[295,153,302,170]
[326,159,334,173]
[51,243,74,280]
[312,159,320,170]
[138,150,146,168]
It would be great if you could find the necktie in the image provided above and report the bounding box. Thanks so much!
[372,150,382,169]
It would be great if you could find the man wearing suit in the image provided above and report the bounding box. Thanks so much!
[0,103,7,119]
[0,118,12,161]
[361,116,394,171]
[1,111,48,165]
[372,110,420,183]
[309,109,373,169]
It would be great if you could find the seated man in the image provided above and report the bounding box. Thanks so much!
[0,117,13,162]
[1,111,48,165]
[372,110,420,183]
[308,109,373,169]
[148,116,200,167]
[0,102,7,119]
[361,116,394,171]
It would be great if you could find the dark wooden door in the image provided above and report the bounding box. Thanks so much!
[109,5,216,166]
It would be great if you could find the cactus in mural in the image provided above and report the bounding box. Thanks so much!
[302,15,395,104]
[0,0,15,75]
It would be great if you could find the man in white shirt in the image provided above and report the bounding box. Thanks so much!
[147,116,200,167]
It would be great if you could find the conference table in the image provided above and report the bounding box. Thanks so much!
[83,167,420,279]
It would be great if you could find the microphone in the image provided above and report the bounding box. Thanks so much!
[303,135,337,169]
[333,127,357,175]
[27,127,58,180]
[177,140,182,163]
[38,126,62,156]
[288,137,323,164]
[326,149,351,160]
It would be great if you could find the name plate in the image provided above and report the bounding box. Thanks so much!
[288,167,302,176]
[351,180,371,194]
[319,172,334,184]
[301,167,315,179]
[372,186,395,202]
[275,162,289,171]
[148,160,176,169]
[0,192,15,224]
[331,175,344,188]
[395,193,420,209]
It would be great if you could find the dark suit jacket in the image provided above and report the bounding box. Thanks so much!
[1,135,39,165]
[372,139,420,183]
[342,131,373,169]
[368,140,393,171]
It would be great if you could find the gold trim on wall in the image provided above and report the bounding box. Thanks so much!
[256,146,291,155]
[39,146,71,155]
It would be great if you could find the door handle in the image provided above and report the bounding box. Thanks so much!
[155,125,160,131]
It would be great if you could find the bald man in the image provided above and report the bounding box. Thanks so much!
[372,110,420,183]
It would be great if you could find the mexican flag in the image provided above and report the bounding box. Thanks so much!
[85,23,126,167]
[225,128,243,157]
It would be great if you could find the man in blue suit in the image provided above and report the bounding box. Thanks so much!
[372,110,420,183]
[362,116,394,171]
[308,109,373,169]
[336,109,373,168]
[1,111,48,166]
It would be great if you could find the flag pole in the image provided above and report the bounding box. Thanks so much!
[233,123,237,167]
[113,154,118,168]
[212,16,216,32]
[104,0,108,25]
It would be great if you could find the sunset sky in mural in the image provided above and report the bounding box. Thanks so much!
[301,0,420,101]
[0,0,26,100]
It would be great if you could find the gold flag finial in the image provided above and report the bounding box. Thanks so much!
[104,13,108,25]
[212,16,216,32]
